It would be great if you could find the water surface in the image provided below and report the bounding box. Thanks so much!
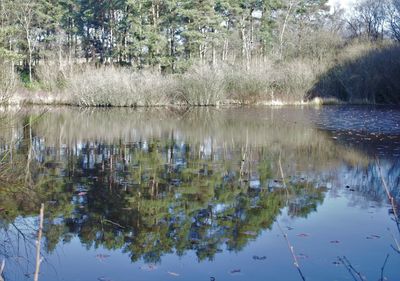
[0,106,399,281]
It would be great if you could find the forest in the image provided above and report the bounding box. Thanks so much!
[0,0,400,106]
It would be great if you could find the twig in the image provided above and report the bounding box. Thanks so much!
[278,151,290,199]
[0,259,4,281]
[34,203,44,281]
[375,157,399,227]
[388,228,400,253]
[376,156,400,255]
[338,256,366,281]
[277,221,306,281]
[0,260,4,274]
[337,256,358,281]
[343,256,366,281]
[239,129,249,179]
[102,218,125,229]
[379,254,390,281]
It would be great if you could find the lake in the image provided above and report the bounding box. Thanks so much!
[0,105,399,281]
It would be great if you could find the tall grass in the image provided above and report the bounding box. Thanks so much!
[3,39,400,106]
[68,67,171,106]
[58,65,226,107]
[55,60,322,107]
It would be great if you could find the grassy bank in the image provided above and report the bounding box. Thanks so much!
[1,41,400,107]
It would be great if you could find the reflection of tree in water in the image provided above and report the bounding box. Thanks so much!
[1,108,399,269]
[64,139,326,263]
[0,131,326,264]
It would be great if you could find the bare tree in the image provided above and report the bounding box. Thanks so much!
[15,0,39,83]
[347,0,387,40]
[388,0,400,41]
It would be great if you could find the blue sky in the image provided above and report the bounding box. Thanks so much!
[329,0,356,10]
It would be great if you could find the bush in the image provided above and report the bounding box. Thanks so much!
[6,39,399,106]
[176,65,225,105]
[0,62,17,104]
[225,63,272,104]
[67,66,175,107]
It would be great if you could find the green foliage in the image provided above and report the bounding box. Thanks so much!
[0,0,331,77]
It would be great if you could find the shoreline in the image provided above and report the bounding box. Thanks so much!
[1,95,385,109]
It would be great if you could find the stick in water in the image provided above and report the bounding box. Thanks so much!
[0,259,4,281]
[34,203,44,281]
[379,254,390,281]
[277,221,306,281]
[376,157,399,227]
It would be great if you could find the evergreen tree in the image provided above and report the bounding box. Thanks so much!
[0,0,336,75]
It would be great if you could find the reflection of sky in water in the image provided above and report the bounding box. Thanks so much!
[0,106,399,281]
[36,193,399,281]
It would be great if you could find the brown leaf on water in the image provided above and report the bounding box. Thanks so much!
[140,264,158,271]
[96,254,110,262]
[252,255,267,260]
[230,269,241,274]
[366,235,381,240]
[296,253,309,259]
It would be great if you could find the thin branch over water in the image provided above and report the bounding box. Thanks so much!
[34,204,44,281]
[379,254,390,281]
[277,221,306,281]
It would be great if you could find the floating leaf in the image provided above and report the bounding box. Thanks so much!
[140,264,158,271]
[96,254,110,261]
[296,253,309,259]
[252,255,267,260]
[366,235,381,240]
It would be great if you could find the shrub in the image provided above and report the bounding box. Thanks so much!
[0,61,17,104]
[175,65,225,106]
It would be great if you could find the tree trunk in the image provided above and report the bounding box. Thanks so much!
[279,1,295,60]
[28,37,33,83]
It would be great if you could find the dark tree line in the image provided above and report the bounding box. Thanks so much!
[0,0,399,80]
[0,0,331,77]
